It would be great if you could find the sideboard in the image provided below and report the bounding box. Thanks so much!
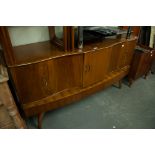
[0,27,137,128]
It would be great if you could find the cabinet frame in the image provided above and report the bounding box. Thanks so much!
[48,26,74,52]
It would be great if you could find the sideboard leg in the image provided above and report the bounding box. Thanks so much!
[113,80,122,89]
[144,73,148,79]
[38,113,44,129]
[128,79,133,87]
[119,80,122,89]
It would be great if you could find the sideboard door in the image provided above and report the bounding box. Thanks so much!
[124,39,137,67]
[83,48,111,87]
[51,54,83,92]
[118,39,137,69]
[10,61,55,104]
[10,54,83,105]
[109,41,126,72]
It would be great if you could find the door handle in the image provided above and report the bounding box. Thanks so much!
[85,65,88,73]
[42,77,48,86]
[85,64,91,73]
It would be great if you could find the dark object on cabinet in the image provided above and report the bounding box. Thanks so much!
[126,26,132,39]
[77,26,128,45]
[120,26,140,37]
[0,26,137,128]
[128,45,155,86]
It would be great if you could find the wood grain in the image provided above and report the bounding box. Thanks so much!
[83,47,111,87]
[10,54,83,104]
[23,67,129,117]
[128,46,155,86]
[0,28,137,121]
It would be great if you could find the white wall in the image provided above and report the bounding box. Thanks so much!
[8,26,63,46]
[8,26,50,46]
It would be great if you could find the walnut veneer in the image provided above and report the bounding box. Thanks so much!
[128,46,155,86]
[0,27,137,128]
[9,37,137,117]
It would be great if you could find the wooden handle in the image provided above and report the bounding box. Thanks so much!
[85,64,91,73]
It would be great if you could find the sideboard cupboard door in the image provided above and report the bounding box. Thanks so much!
[10,54,83,105]
[51,54,83,93]
[124,39,137,67]
[83,48,111,87]
[10,61,55,104]
[109,39,136,71]
[108,42,126,72]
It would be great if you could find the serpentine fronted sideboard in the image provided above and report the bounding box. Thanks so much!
[0,27,137,128]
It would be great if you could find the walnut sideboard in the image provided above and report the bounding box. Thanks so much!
[0,27,137,128]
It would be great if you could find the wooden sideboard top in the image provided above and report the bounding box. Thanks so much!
[10,36,137,67]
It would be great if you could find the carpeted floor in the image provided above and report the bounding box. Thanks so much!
[26,73,155,129]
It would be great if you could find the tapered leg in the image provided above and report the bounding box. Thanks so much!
[113,80,122,89]
[38,113,44,129]
[118,80,122,89]
[144,72,148,79]
[128,79,133,87]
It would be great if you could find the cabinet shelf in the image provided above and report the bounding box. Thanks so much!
[11,41,77,67]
